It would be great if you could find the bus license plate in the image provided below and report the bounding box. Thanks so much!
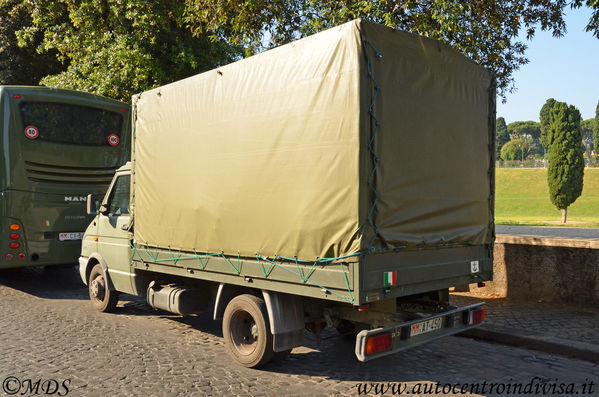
[411,317,443,337]
[59,232,84,241]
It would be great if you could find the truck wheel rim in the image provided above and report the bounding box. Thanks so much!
[230,311,258,355]
[90,275,106,300]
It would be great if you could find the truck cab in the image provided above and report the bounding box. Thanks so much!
[79,162,134,310]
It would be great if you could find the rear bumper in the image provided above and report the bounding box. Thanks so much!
[355,302,485,361]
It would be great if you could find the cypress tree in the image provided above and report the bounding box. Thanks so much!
[547,102,584,223]
[540,98,557,152]
[496,117,510,158]
[594,101,599,155]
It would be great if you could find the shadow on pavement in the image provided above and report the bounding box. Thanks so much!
[0,265,88,300]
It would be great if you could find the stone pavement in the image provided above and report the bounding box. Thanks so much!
[451,292,599,363]
[1,266,598,396]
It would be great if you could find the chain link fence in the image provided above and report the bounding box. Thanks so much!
[496,159,599,168]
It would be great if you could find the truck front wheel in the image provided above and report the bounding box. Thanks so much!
[222,294,274,368]
[88,263,119,312]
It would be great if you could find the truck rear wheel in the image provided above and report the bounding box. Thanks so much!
[222,294,274,368]
[88,263,119,312]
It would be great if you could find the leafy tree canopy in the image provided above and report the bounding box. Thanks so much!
[0,0,64,85]
[186,0,599,98]
[4,0,241,101]
[507,120,541,140]
[546,101,584,222]
[500,139,523,162]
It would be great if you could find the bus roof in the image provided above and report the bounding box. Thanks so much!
[0,85,127,107]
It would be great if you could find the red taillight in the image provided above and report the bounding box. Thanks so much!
[5,254,13,260]
[9,233,19,240]
[121,109,127,113]
[17,253,26,260]
[365,333,392,356]
[13,95,21,99]
[470,309,485,325]
[9,242,19,249]
[358,304,370,312]
[9,224,20,231]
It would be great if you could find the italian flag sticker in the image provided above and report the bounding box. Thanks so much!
[384,271,397,286]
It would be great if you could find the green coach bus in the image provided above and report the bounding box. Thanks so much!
[0,86,130,269]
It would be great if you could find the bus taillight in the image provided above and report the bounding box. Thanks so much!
[9,242,19,249]
[9,233,19,240]
[9,224,20,230]
[17,253,25,260]
[5,254,13,260]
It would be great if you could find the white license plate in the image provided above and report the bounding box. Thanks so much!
[58,232,84,241]
[411,317,443,337]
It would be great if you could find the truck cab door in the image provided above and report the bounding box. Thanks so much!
[97,173,134,294]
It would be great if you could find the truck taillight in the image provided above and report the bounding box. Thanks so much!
[9,224,20,231]
[365,333,392,356]
[9,233,19,240]
[5,254,13,260]
[9,242,19,249]
[470,308,485,325]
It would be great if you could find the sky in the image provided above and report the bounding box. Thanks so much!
[496,6,599,124]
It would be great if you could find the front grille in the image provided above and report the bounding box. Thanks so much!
[24,161,115,185]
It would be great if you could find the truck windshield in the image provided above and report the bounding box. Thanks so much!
[19,101,123,146]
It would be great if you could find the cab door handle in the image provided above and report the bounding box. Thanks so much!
[121,224,129,230]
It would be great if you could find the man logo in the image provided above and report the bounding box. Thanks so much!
[64,196,86,202]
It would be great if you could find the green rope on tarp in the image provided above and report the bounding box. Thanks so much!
[129,242,358,304]
[220,252,241,274]
[256,254,275,277]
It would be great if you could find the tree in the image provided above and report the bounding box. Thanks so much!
[507,120,541,140]
[500,139,524,161]
[496,117,510,158]
[540,98,557,151]
[507,120,543,156]
[9,0,241,101]
[186,1,599,99]
[0,0,64,85]
[581,119,595,145]
[547,102,584,223]
[594,101,599,153]
[500,135,535,162]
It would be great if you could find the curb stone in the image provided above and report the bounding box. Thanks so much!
[459,324,599,364]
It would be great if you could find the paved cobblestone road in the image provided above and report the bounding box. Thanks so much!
[1,267,598,396]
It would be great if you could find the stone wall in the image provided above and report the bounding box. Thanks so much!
[467,236,599,306]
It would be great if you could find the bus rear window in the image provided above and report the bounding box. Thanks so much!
[19,102,123,146]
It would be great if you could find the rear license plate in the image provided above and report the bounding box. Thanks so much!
[411,317,443,337]
[58,232,84,241]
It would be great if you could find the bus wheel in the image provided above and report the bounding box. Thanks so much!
[88,264,119,312]
[223,294,274,368]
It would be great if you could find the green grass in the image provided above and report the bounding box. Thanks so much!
[495,168,599,227]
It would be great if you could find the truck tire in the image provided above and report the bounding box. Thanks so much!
[88,263,119,312]
[222,294,274,368]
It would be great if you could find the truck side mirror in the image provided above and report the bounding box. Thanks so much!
[99,204,109,215]
[86,194,105,215]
